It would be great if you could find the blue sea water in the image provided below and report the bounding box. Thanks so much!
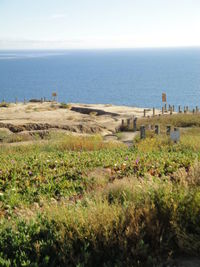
[0,48,200,109]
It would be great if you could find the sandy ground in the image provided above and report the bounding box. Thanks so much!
[0,102,161,136]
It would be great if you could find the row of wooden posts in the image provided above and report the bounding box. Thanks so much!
[140,125,179,139]
[121,117,180,140]
[143,104,200,117]
[121,118,138,132]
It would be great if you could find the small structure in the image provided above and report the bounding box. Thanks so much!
[170,128,180,143]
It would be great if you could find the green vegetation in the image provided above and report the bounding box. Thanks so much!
[0,101,9,108]
[0,130,33,144]
[59,102,72,109]
[0,129,10,141]
[1,125,200,266]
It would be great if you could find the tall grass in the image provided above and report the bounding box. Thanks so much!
[137,114,200,129]
[1,176,200,266]
[53,134,124,151]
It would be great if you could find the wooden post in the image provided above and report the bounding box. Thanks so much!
[121,119,125,129]
[155,125,160,135]
[184,106,186,113]
[166,125,171,135]
[186,106,189,113]
[127,119,131,129]
[140,126,146,139]
[153,107,155,117]
[162,107,164,115]
[168,104,171,111]
[164,103,167,112]
[193,109,195,114]
[144,109,146,117]
[133,118,137,132]
[196,106,199,113]
[170,107,173,115]
[178,105,181,113]
[172,105,175,112]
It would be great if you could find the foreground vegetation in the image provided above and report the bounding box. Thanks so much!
[1,127,200,266]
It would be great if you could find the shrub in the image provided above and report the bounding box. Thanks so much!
[0,102,9,108]
[59,103,72,109]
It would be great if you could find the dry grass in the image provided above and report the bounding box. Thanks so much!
[137,114,200,130]
[134,134,172,153]
[89,111,98,117]
[173,160,200,186]
[52,134,125,151]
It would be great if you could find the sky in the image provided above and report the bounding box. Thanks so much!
[0,0,200,49]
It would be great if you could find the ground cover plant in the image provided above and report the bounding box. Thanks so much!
[1,127,200,266]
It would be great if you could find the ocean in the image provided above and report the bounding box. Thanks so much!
[0,48,200,109]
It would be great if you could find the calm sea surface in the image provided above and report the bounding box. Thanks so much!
[0,48,200,108]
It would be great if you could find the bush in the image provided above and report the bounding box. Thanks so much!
[0,102,9,108]
[59,103,72,109]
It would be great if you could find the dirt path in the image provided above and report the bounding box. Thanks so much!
[119,131,138,146]
[104,131,138,147]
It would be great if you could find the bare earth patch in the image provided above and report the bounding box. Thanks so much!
[0,102,161,145]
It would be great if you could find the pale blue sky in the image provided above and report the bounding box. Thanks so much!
[0,0,200,49]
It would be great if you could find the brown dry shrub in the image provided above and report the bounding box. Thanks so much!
[173,160,200,187]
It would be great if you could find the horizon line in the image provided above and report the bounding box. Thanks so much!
[0,45,200,51]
